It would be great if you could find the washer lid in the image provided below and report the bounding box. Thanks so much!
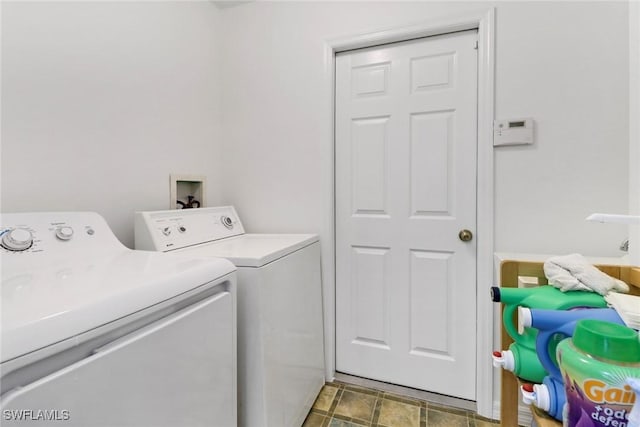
[1,250,235,362]
[173,233,319,267]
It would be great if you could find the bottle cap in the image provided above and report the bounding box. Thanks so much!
[518,306,532,332]
[573,319,640,362]
[490,287,501,302]
[533,383,550,411]
[520,384,536,405]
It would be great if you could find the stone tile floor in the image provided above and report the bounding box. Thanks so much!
[303,381,500,427]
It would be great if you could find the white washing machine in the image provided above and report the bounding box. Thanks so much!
[135,206,325,427]
[1,212,237,427]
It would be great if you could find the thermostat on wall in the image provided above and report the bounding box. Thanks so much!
[493,118,534,146]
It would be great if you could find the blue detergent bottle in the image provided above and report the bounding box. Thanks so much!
[518,307,625,421]
[523,307,625,381]
[521,376,566,421]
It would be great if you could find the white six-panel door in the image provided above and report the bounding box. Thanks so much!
[335,30,478,400]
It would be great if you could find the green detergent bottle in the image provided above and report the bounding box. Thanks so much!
[557,320,640,427]
[492,341,549,383]
[490,286,607,346]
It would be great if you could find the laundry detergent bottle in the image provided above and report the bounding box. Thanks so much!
[492,342,548,383]
[518,308,625,421]
[520,307,626,381]
[557,320,640,427]
[490,286,607,345]
[491,286,606,384]
[521,375,566,421]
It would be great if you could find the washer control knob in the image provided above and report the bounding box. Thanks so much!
[2,228,34,251]
[162,227,171,236]
[55,226,74,241]
[221,216,234,229]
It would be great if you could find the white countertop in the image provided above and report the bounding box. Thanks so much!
[494,252,631,266]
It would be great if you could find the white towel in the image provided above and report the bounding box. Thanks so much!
[543,253,629,295]
[605,292,640,329]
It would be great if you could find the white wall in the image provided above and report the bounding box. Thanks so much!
[2,0,628,256]
[494,2,628,256]
[219,0,629,255]
[1,1,223,248]
[219,0,630,416]
[630,0,640,266]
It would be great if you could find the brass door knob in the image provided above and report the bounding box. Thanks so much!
[459,229,473,242]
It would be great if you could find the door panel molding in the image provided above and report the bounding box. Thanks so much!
[336,30,477,400]
[323,8,495,418]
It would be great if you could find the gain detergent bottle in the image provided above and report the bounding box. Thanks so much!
[557,319,640,427]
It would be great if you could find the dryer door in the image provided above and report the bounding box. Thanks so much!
[1,290,236,427]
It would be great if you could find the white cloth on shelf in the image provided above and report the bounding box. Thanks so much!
[543,253,629,295]
[605,292,640,329]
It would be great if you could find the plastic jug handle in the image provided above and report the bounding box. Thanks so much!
[536,330,569,381]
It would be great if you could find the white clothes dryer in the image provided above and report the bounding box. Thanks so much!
[135,206,325,427]
[1,211,237,427]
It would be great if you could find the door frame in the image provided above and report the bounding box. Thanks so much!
[323,8,496,418]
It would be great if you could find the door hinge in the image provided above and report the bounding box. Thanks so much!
[474,40,478,50]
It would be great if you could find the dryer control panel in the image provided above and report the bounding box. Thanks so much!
[135,206,245,252]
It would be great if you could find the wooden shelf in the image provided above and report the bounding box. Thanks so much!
[497,260,639,427]
[531,406,561,427]
[630,267,640,288]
